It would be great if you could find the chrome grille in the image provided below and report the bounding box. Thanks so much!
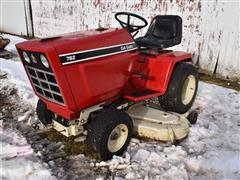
[26,66,64,105]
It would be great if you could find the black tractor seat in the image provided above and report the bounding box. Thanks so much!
[135,15,182,49]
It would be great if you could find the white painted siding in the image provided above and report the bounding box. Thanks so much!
[2,0,240,81]
[0,0,28,36]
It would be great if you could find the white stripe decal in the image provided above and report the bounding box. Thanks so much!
[62,47,138,65]
[59,42,136,57]
[59,42,138,65]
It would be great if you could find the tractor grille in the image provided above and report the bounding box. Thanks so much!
[26,66,64,105]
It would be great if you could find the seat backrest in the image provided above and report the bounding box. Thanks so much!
[147,15,182,41]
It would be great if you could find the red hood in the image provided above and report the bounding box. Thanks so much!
[16,28,135,55]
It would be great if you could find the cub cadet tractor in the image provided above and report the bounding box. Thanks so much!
[16,12,198,160]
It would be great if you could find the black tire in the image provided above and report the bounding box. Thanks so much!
[36,99,53,125]
[158,62,198,113]
[86,107,133,160]
[187,110,198,124]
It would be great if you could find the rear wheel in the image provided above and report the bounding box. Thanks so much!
[36,99,53,125]
[158,62,198,113]
[86,107,133,160]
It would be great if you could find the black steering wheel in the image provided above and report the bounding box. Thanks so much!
[115,12,148,36]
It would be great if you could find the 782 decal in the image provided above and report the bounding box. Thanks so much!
[66,55,76,61]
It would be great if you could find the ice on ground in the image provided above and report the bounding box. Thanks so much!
[18,110,33,122]
[0,127,56,180]
[0,34,54,180]
[96,153,131,172]
[92,83,240,179]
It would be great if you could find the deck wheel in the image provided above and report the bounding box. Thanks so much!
[187,110,198,124]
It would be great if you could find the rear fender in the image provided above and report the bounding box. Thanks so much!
[146,51,192,94]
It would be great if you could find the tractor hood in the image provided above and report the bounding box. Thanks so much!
[50,28,137,65]
[52,28,135,54]
[16,28,136,58]
[15,28,139,120]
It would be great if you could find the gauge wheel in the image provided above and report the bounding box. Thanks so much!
[36,99,53,125]
[187,110,198,124]
[158,62,198,113]
[86,107,133,160]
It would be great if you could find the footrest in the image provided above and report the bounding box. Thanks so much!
[123,89,162,101]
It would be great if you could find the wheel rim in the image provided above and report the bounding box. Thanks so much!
[181,75,196,105]
[107,124,129,153]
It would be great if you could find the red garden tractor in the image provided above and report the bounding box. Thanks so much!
[16,12,198,160]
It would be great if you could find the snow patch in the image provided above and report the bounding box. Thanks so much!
[1,33,26,55]
[0,58,38,107]
[0,128,55,180]
[96,153,131,172]
[18,111,33,122]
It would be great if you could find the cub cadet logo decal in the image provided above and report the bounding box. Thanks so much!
[59,42,137,65]
[120,44,134,51]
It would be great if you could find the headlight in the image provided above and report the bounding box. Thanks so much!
[22,51,30,63]
[40,54,49,68]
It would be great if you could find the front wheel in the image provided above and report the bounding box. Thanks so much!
[86,107,133,160]
[36,99,53,125]
[158,62,198,113]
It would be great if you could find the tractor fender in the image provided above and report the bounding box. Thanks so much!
[146,51,192,94]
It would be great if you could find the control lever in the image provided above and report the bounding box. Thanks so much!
[131,72,146,79]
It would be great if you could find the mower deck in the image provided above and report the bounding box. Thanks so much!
[127,104,190,142]
[50,103,190,142]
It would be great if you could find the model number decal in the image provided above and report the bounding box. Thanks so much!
[66,55,76,61]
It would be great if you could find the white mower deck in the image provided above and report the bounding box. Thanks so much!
[127,104,190,142]
[50,103,191,142]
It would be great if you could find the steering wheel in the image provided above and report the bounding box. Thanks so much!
[115,12,148,36]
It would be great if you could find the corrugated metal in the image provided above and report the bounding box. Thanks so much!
[24,0,240,80]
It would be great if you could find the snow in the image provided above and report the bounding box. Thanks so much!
[0,34,26,55]
[0,34,54,180]
[18,111,33,122]
[90,76,240,179]
[0,34,240,179]
[0,59,38,108]
[0,128,56,180]
[0,34,37,107]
